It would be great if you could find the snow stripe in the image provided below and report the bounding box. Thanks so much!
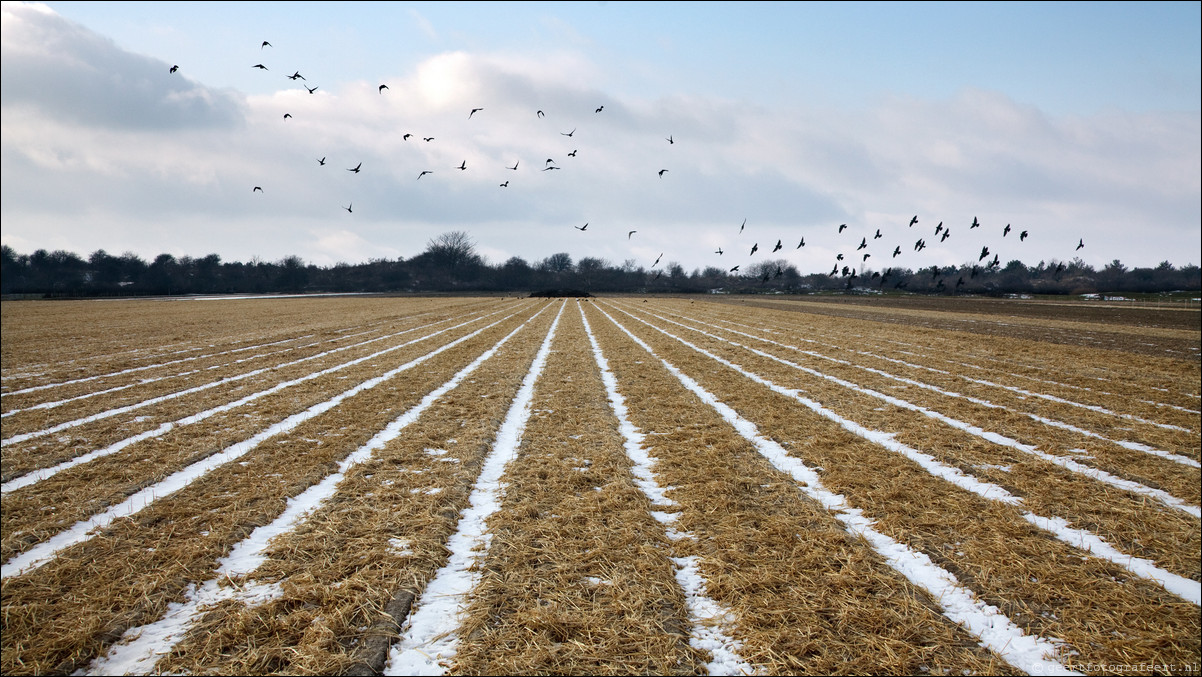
[594,305,1077,676]
[578,303,753,676]
[84,307,546,676]
[1,307,529,579]
[384,301,566,676]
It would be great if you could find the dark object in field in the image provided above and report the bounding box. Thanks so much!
[529,289,593,298]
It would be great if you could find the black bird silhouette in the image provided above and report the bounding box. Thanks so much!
[252,64,268,70]
[283,113,292,119]
[507,161,519,170]
[863,253,871,261]
[170,65,179,73]
[595,106,604,113]
[666,135,674,144]
[317,157,326,166]
[971,216,980,228]
[909,215,918,227]
[343,203,352,213]
[729,266,740,273]
[1020,230,1029,241]
[838,223,847,233]
[740,218,746,233]
[715,247,724,255]
[979,246,990,261]
[543,166,560,171]
[893,246,901,257]
[417,170,432,179]
[750,243,759,256]
[305,85,318,94]
[1003,224,1012,237]
[956,277,965,288]
[568,150,577,157]
[469,107,483,118]
[379,84,389,93]
[653,253,663,266]
[989,254,1000,269]
[831,264,839,276]
[658,169,668,177]
[941,229,951,242]
[836,253,844,261]
[628,230,637,239]
[288,71,305,81]
[857,237,867,250]
[874,229,882,239]
[261,41,272,49]
[1076,238,1085,250]
[347,162,361,173]
[423,137,434,142]
[561,128,576,137]
[456,160,467,171]
[576,223,588,231]
[914,239,926,251]
[500,181,509,187]
[935,222,944,235]
[537,110,545,118]
[797,238,805,248]
[253,186,262,192]
[773,239,782,252]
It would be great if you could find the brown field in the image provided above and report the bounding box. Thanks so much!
[1,294,1199,676]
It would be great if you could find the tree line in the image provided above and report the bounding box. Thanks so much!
[3,232,1198,298]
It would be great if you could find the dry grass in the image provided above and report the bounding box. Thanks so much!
[1,294,1198,675]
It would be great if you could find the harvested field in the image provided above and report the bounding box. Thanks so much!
[1,294,1198,676]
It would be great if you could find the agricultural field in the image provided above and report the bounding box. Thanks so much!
[1,294,1198,676]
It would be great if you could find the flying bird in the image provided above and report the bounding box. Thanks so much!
[837,253,844,261]
[935,222,944,235]
[417,170,432,179]
[379,84,389,93]
[469,107,483,118]
[797,238,805,248]
[857,238,867,250]
[909,215,918,227]
[1020,230,1029,241]
[729,266,740,273]
[252,64,268,70]
[347,162,361,173]
[561,128,576,137]
[288,71,305,81]
[317,157,326,166]
[568,150,577,157]
[507,161,519,170]
[1076,238,1085,250]
[838,223,847,233]
[169,65,179,73]
[343,203,352,213]
[750,243,759,255]
[971,216,980,228]
[537,110,545,118]
[893,246,902,258]
[500,181,509,188]
[941,229,951,242]
[253,186,262,192]
[666,135,674,144]
[423,137,434,142]
[542,166,561,171]
[773,239,782,252]
[1003,224,1012,237]
[653,253,663,266]
[628,230,637,239]
[740,218,746,233]
[863,253,871,261]
[658,169,668,177]
[305,85,318,94]
[261,41,272,49]
[914,239,926,251]
[456,160,467,170]
[715,247,724,255]
[595,106,604,113]
[979,246,990,261]
[576,223,588,231]
[283,113,292,119]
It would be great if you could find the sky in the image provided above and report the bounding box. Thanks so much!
[2,1,1199,276]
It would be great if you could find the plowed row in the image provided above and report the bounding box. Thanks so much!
[2,295,1198,676]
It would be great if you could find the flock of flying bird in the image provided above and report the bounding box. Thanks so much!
[171,40,1088,286]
